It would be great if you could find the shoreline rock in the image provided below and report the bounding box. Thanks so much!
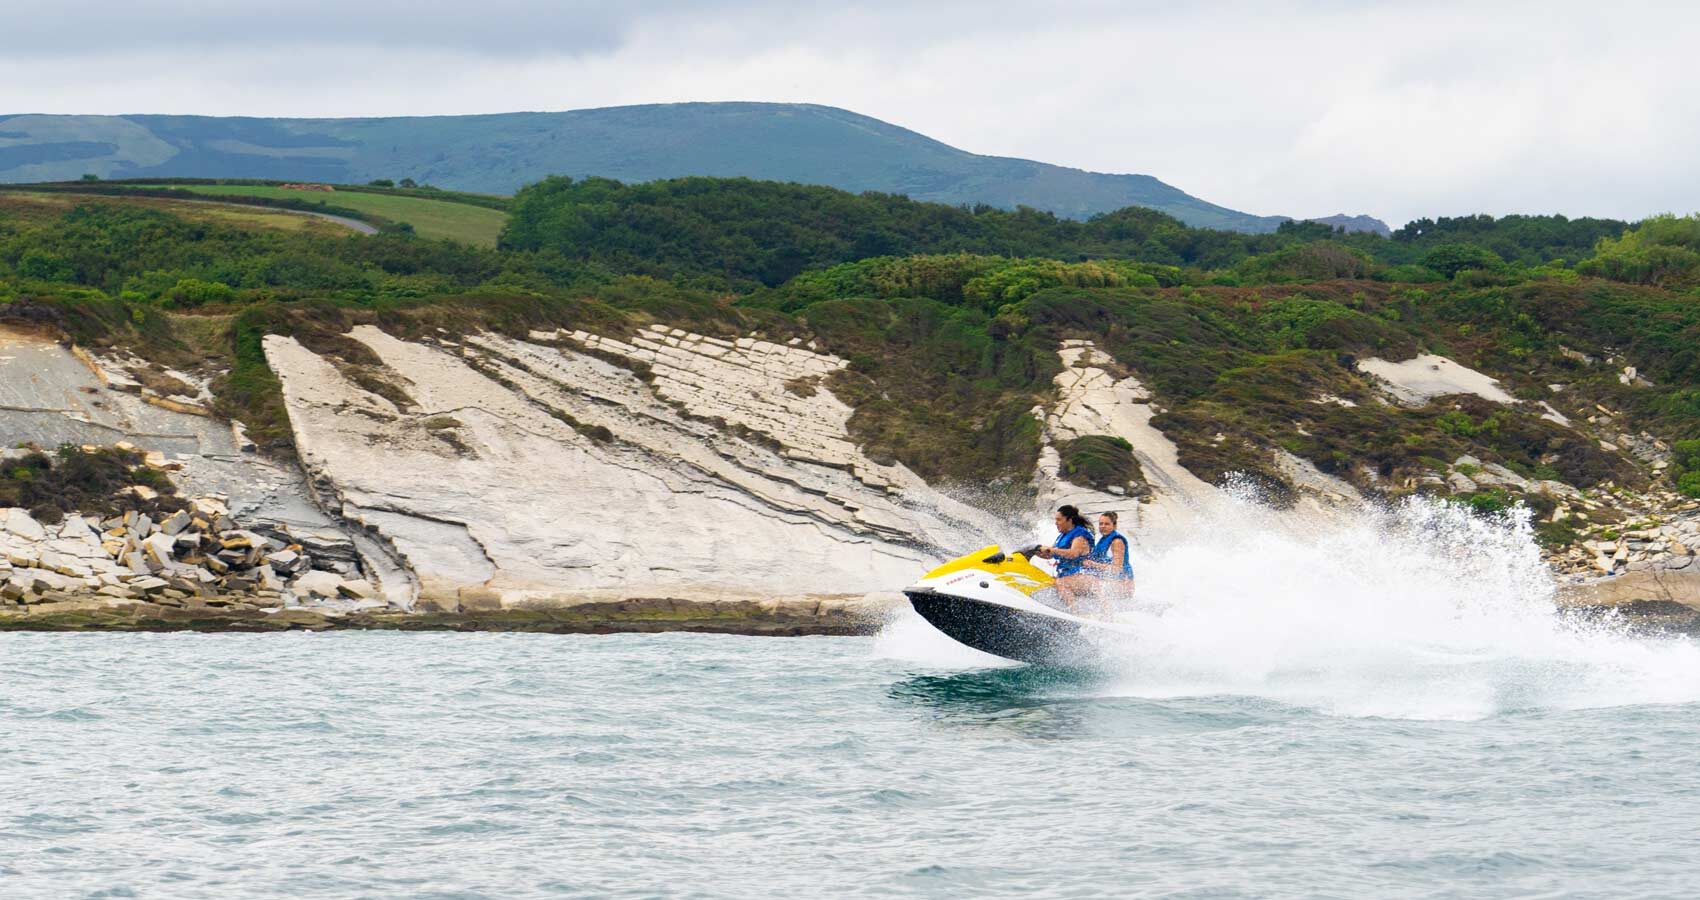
[0,592,902,636]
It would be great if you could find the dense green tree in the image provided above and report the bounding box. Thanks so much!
[1577,214,1700,286]
[1422,243,1505,278]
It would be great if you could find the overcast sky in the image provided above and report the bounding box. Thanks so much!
[5,0,1696,225]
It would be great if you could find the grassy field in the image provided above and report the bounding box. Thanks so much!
[121,184,508,246]
[0,191,359,235]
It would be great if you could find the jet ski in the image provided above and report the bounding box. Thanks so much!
[903,544,1133,666]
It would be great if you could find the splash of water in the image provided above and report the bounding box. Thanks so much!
[879,494,1700,720]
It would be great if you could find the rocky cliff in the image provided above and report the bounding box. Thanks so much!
[263,323,1008,612]
[4,319,1698,631]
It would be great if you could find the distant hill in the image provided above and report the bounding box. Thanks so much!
[1305,213,1391,237]
[1,102,1333,232]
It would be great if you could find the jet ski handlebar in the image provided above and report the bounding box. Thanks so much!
[983,545,1046,564]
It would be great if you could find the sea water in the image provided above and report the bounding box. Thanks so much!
[6,500,1700,898]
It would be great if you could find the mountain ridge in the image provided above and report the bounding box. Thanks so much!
[0,102,1383,233]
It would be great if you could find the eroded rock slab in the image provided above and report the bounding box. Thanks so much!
[265,325,1004,611]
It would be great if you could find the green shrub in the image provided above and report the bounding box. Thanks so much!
[1058,435,1143,492]
[0,446,179,520]
[1375,263,1445,284]
[16,249,74,281]
[1422,243,1504,278]
[1436,410,1501,438]
[1673,439,1700,497]
[1535,520,1580,549]
[166,277,236,307]
[1235,242,1375,284]
[1465,489,1511,515]
[1578,214,1700,287]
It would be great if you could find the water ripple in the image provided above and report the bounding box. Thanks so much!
[3,631,1700,898]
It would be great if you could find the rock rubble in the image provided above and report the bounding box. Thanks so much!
[0,502,375,611]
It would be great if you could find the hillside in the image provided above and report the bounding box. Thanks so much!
[1,103,1311,231]
[3,181,1698,619]
[129,183,507,246]
[1307,214,1391,236]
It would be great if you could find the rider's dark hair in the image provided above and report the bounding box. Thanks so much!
[1057,505,1089,530]
[1100,510,1119,526]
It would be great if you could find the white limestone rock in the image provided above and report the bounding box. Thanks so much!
[292,570,345,599]
[1357,354,1516,407]
[2,509,46,542]
[263,325,1003,610]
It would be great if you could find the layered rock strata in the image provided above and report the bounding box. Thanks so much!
[264,324,1003,612]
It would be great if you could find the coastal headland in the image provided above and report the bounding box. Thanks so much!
[4,182,1700,635]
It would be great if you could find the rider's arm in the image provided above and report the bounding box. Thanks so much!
[1055,536,1091,559]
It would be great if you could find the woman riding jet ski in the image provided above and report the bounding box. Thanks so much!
[902,506,1133,665]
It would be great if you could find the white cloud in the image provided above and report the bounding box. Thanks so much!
[2,0,1696,225]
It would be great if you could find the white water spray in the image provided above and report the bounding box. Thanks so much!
[879,494,1700,720]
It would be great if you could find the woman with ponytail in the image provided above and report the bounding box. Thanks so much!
[1036,504,1095,613]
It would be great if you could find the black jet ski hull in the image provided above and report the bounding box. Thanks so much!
[905,588,1100,666]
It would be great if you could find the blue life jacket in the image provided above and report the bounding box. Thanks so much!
[1053,525,1094,576]
[1092,531,1134,579]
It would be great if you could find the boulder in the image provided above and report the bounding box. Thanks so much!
[220,531,261,550]
[165,577,203,595]
[192,497,230,519]
[129,577,169,595]
[336,579,377,600]
[58,515,98,540]
[122,550,156,575]
[28,571,72,594]
[141,533,177,568]
[292,570,345,598]
[265,549,303,572]
[159,510,193,536]
[36,549,67,571]
[2,508,46,542]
